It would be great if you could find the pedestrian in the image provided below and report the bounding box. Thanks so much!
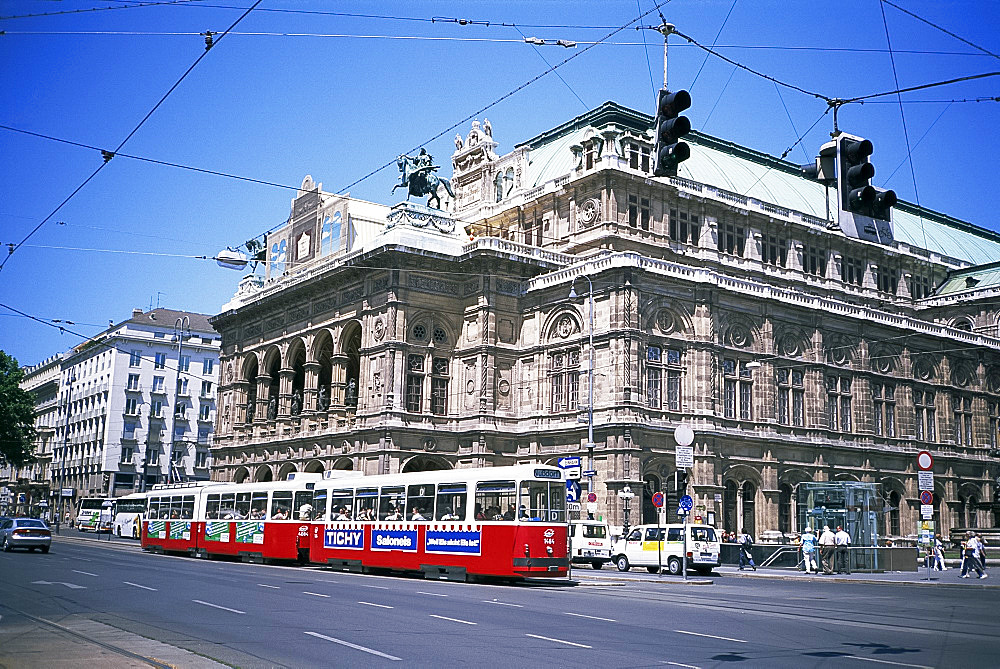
[800,526,818,573]
[738,530,756,571]
[932,534,947,571]
[979,534,988,574]
[818,525,837,574]
[961,531,987,579]
[834,525,851,574]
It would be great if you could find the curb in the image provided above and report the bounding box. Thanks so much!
[711,569,1000,589]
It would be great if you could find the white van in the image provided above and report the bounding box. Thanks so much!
[569,520,612,569]
[610,524,721,575]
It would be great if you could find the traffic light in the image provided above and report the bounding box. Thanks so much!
[674,470,689,494]
[837,133,897,223]
[653,89,691,177]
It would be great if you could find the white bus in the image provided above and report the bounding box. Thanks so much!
[112,492,148,539]
[76,497,114,532]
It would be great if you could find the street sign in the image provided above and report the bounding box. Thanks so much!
[714,493,722,502]
[920,504,933,519]
[651,492,664,508]
[917,450,934,471]
[920,490,933,505]
[582,469,597,477]
[918,471,934,491]
[568,502,582,512]
[586,492,597,503]
[676,445,694,469]
[558,456,581,468]
[679,494,693,511]
[566,480,581,503]
[586,502,598,514]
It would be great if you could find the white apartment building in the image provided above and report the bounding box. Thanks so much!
[52,308,220,506]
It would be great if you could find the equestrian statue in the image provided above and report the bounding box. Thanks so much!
[393,148,455,210]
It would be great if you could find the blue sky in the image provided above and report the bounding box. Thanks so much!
[2,0,999,367]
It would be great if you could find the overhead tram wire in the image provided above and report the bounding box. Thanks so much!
[686,0,739,93]
[880,0,1000,61]
[0,1,263,274]
[637,0,657,101]
[0,0,204,21]
[512,24,589,110]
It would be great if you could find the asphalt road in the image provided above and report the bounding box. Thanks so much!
[1,536,998,668]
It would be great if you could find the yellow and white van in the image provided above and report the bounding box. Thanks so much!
[569,520,612,569]
[610,524,721,575]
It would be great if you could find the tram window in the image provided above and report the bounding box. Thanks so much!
[169,496,184,519]
[327,489,353,520]
[519,481,565,523]
[406,484,435,521]
[666,528,683,542]
[206,494,220,520]
[436,484,466,520]
[312,489,329,521]
[355,488,378,521]
[219,493,237,519]
[271,491,292,519]
[181,495,195,520]
[379,486,406,520]
[249,492,268,519]
[235,492,251,519]
[645,527,664,542]
[295,490,314,520]
[475,481,516,521]
[147,497,161,519]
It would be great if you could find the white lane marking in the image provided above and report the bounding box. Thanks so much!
[31,580,85,589]
[304,591,330,598]
[662,662,701,669]
[526,633,592,648]
[304,631,401,661]
[123,581,157,591]
[193,599,245,615]
[417,591,448,597]
[257,584,280,589]
[847,657,933,669]
[483,600,523,607]
[675,630,746,643]
[72,570,98,577]
[360,584,390,590]
[358,601,393,609]
[429,614,477,626]
[566,611,616,622]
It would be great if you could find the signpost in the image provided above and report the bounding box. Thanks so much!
[916,451,935,581]
[558,456,582,480]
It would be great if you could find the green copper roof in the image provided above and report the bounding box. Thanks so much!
[521,101,1000,267]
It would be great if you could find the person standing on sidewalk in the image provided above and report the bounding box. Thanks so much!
[961,531,986,579]
[800,526,818,573]
[818,525,837,574]
[932,534,947,571]
[738,530,756,571]
[834,525,852,574]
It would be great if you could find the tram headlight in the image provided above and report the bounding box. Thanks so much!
[546,546,553,557]
[524,544,530,557]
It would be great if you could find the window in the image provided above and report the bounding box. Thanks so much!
[549,350,580,413]
[150,400,163,418]
[763,235,787,267]
[147,446,159,465]
[127,374,140,390]
[123,421,136,439]
[723,359,754,420]
[475,480,517,521]
[378,486,406,520]
[872,382,896,437]
[877,266,898,295]
[194,450,208,468]
[628,143,650,172]
[718,220,745,256]
[911,274,932,300]
[130,350,142,367]
[430,357,449,415]
[827,375,853,432]
[519,480,566,523]
[197,425,210,443]
[199,404,211,421]
[777,368,805,427]
[806,246,827,277]
[124,398,139,416]
[990,402,999,449]
[203,358,214,375]
[915,389,937,442]
[179,355,190,372]
[585,143,597,170]
[435,484,467,520]
[406,484,435,520]
[953,394,973,446]
[842,257,864,286]
[668,207,700,245]
[626,195,649,230]
[178,378,188,395]
[405,354,424,413]
[201,380,212,397]
[647,346,682,411]
[154,352,166,369]
[120,445,134,464]
[152,376,164,393]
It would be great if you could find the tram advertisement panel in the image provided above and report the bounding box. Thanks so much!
[204,521,230,543]
[169,521,191,541]
[425,530,482,555]
[147,520,166,539]
[371,529,417,551]
[235,521,264,544]
[324,528,363,550]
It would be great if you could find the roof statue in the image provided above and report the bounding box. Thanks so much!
[393,148,455,210]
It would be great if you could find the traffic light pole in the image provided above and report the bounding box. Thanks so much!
[657,22,675,90]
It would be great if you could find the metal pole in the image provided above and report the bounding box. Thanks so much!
[57,373,75,531]
[683,508,689,581]
[587,274,594,474]
[658,22,674,90]
[170,316,190,486]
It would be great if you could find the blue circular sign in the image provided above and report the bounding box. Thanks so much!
[652,492,664,508]
[679,495,694,511]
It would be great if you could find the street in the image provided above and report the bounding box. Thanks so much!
[1,535,998,668]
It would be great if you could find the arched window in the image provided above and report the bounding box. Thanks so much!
[888,490,901,536]
[724,480,738,534]
[742,481,757,537]
[778,483,793,534]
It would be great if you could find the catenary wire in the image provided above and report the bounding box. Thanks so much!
[879,0,1000,61]
[0,0,204,21]
[687,0,739,93]
[0,1,264,273]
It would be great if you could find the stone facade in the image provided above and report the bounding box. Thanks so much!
[210,103,999,540]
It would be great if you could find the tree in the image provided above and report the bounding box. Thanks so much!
[0,351,37,467]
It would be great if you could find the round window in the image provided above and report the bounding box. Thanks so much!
[412,324,427,340]
[433,327,447,343]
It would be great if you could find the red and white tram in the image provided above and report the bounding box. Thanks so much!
[141,464,568,579]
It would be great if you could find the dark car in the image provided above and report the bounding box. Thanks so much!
[0,517,52,553]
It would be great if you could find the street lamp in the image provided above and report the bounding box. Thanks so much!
[618,485,635,537]
[170,316,191,484]
[57,372,76,531]
[569,274,596,505]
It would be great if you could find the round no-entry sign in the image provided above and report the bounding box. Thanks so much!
[917,451,934,471]
[587,492,597,503]
[920,490,933,505]
[651,492,664,508]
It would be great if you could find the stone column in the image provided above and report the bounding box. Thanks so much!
[303,361,320,413]
[278,367,295,417]
[254,374,270,423]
